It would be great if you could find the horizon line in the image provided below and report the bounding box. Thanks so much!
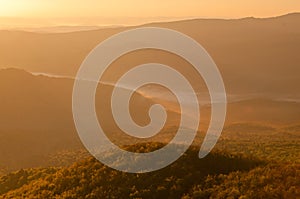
[0,12,299,30]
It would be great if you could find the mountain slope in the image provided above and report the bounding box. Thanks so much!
[0,68,299,172]
[0,144,264,199]
[0,68,182,171]
[0,143,298,199]
[0,13,299,98]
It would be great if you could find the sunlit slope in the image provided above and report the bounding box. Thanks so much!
[0,143,298,198]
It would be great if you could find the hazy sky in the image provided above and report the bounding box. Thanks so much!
[0,0,299,26]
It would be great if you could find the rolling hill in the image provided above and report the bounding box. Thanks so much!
[0,68,299,172]
[0,13,299,99]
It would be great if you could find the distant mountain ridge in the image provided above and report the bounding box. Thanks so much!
[0,13,299,100]
[0,12,299,32]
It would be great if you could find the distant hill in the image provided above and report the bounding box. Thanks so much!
[0,68,182,171]
[0,68,299,172]
[0,13,299,99]
[0,68,81,171]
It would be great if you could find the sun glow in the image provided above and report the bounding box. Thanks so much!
[0,0,299,27]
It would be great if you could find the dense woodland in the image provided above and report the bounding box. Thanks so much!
[0,124,299,198]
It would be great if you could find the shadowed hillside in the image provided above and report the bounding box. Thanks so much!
[0,68,299,172]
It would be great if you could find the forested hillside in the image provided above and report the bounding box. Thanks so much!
[0,143,299,199]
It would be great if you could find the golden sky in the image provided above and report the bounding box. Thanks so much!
[0,0,299,26]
